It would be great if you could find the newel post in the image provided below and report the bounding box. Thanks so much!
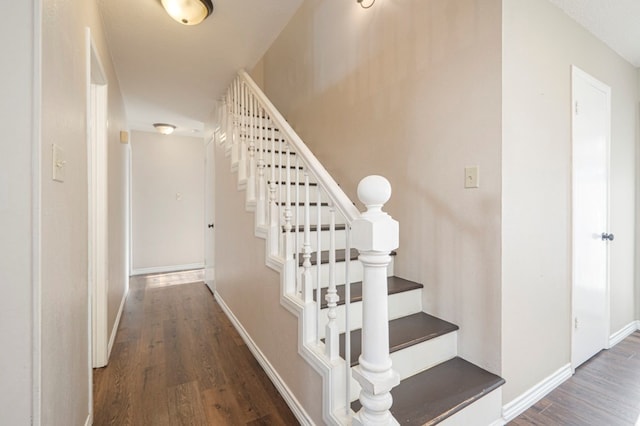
[351,175,400,426]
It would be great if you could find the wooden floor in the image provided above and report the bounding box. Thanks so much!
[511,331,640,426]
[93,271,298,425]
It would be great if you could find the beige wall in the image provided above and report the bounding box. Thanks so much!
[214,142,323,423]
[0,1,38,423]
[131,131,205,272]
[502,0,638,403]
[259,0,503,372]
[38,0,129,423]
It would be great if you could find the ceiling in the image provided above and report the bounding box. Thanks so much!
[98,0,302,137]
[547,0,640,68]
[98,0,638,138]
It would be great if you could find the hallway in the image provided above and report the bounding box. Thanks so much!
[93,271,298,425]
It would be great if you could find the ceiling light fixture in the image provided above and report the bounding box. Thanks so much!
[160,0,214,26]
[357,0,375,9]
[153,123,176,135]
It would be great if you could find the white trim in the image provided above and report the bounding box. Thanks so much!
[131,263,205,276]
[84,413,92,426]
[502,363,572,422]
[608,320,640,348]
[214,291,314,426]
[31,0,43,422]
[107,287,128,358]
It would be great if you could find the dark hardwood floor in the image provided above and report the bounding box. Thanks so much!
[93,271,299,425]
[511,331,640,426]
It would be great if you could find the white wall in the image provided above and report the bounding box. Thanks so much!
[0,1,37,423]
[502,0,638,404]
[39,0,130,423]
[214,142,323,423]
[131,131,205,273]
[258,0,503,373]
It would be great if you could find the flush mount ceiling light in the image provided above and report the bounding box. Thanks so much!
[153,123,176,135]
[357,0,375,9]
[161,0,214,25]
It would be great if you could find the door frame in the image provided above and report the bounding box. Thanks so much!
[86,28,109,374]
[570,65,612,370]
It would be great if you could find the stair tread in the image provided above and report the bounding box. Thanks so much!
[293,224,347,233]
[276,201,329,207]
[267,181,318,186]
[297,248,396,266]
[314,276,422,309]
[352,357,505,425]
[340,312,459,366]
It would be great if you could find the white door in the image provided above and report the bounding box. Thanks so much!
[571,66,611,369]
[204,138,215,292]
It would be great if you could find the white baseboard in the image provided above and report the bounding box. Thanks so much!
[107,287,128,359]
[131,263,204,276]
[214,291,314,426]
[608,320,640,348]
[84,413,92,426]
[502,363,572,422]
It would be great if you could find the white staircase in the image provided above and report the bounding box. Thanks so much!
[214,70,504,425]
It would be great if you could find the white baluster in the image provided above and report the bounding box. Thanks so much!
[283,143,293,261]
[278,133,284,258]
[268,117,278,255]
[237,82,247,184]
[246,94,256,205]
[351,175,400,426]
[231,81,239,169]
[315,184,322,345]
[256,103,266,225]
[325,204,339,361]
[301,172,313,303]
[295,156,301,296]
[344,223,352,415]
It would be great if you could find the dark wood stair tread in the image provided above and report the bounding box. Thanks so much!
[276,201,329,207]
[340,312,458,366]
[352,357,505,425]
[292,224,347,233]
[297,249,396,267]
[268,180,318,186]
[314,276,422,309]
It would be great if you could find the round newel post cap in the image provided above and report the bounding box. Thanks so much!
[357,175,391,215]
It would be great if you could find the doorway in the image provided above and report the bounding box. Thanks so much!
[571,65,612,369]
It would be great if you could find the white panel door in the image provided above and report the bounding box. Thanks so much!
[571,66,611,369]
[204,139,215,292]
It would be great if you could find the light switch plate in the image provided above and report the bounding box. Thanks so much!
[52,144,65,182]
[465,166,479,189]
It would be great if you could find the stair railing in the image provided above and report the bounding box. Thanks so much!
[218,70,399,425]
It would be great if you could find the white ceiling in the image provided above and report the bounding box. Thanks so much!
[99,0,638,138]
[547,0,640,67]
[98,0,302,137]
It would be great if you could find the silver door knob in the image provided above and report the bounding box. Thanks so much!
[601,232,614,241]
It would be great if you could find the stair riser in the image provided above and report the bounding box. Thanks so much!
[278,205,347,225]
[317,288,423,339]
[298,257,394,288]
[438,388,502,426]
[293,229,348,252]
[266,167,319,184]
[349,331,459,402]
[271,186,331,204]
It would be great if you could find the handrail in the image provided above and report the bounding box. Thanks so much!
[238,70,360,224]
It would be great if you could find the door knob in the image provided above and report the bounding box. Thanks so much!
[208,223,214,229]
[601,232,614,241]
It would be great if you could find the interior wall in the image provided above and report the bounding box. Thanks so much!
[131,131,205,273]
[39,0,129,424]
[502,0,638,404]
[214,142,323,423]
[258,0,503,372]
[0,1,37,423]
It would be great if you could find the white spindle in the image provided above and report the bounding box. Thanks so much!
[344,224,352,415]
[351,175,400,426]
[301,173,313,303]
[325,204,339,361]
[278,132,284,257]
[283,143,293,261]
[231,81,239,168]
[238,82,247,183]
[246,93,256,205]
[295,156,301,296]
[315,184,322,346]
[268,118,278,255]
[256,102,266,225]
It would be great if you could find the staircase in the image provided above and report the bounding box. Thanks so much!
[215,70,504,425]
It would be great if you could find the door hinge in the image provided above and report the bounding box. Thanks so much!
[574,317,579,329]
